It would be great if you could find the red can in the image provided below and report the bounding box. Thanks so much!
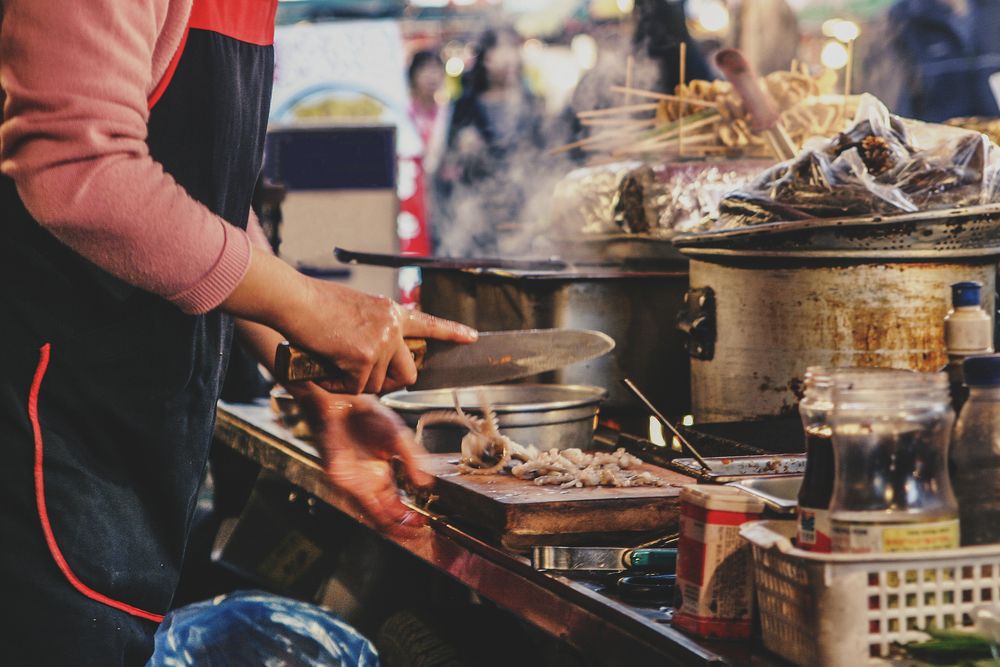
[673,485,764,640]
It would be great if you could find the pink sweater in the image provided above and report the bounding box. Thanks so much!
[0,0,270,314]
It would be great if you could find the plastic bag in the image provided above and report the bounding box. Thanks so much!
[711,94,1000,230]
[147,591,379,667]
[549,159,762,237]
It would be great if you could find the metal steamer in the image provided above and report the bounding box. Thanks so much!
[673,204,1000,423]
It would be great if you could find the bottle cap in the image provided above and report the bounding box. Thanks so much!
[964,355,1000,386]
[952,281,983,308]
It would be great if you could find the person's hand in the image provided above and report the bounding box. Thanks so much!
[222,249,477,394]
[286,279,477,394]
[294,386,433,539]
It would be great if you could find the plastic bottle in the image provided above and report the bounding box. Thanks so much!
[952,354,1000,546]
[828,370,959,554]
[943,281,994,411]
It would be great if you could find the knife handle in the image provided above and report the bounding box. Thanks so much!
[274,339,428,384]
[626,548,678,572]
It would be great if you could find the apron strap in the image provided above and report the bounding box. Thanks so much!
[29,344,166,624]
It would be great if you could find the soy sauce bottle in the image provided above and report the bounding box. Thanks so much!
[796,367,835,552]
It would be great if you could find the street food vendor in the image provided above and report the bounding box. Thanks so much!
[0,0,476,663]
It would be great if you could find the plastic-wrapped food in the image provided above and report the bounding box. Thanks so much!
[712,95,1000,230]
[549,159,763,237]
[147,591,379,666]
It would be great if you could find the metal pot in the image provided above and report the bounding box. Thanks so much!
[381,384,606,453]
[419,267,690,418]
[680,248,996,421]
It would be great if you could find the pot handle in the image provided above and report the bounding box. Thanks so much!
[676,287,716,361]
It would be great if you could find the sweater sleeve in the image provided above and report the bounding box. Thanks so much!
[0,0,253,314]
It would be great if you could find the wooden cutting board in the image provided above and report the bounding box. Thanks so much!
[419,453,692,551]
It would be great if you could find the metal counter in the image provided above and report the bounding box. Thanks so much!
[214,401,785,667]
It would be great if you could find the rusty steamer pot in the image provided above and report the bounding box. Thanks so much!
[673,204,1000,422]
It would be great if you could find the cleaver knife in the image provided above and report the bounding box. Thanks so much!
[274,329,615,390]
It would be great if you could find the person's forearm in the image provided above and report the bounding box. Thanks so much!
[221,247,311,333]
[234,317,284,376]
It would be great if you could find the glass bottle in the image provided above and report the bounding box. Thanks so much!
[828,370,959,554]
[952,355,1000,546]
[796,367,835,552]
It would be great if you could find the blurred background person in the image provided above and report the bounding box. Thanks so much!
[863,0,1000,121]
[432,27,547,256]
[728,0,800,75]
[633,0,712,93]
[408,49,448,170]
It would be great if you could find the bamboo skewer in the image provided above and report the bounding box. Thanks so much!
[579,117,656,128]
[547,123,653,156]
[608,86,720,109]
[624,55,635,106]
[615,132,718,156]
[646,112,720,142]
[576,102,659,118]
[679,42,687,157]
[842,40,855,128]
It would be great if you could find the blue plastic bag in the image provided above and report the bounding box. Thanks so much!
[148,590,379,666]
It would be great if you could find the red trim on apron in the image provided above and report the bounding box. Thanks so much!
[188,0,278,46]
[148,26,191,111]
[29,344,166,624]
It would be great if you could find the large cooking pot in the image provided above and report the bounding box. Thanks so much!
[419,267,690,417]
[673,206,1000,422]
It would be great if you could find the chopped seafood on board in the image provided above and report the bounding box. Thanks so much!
[415,390,670,488]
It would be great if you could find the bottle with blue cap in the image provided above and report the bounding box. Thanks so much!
[943,281,994,411]
[952,354,1000,545]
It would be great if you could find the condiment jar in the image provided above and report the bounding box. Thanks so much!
[795,367,910,553]
[952,355,1000,546]
[828,370,959,554]
[796,367,835,552]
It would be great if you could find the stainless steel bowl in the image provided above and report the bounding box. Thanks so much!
[381,384,607,453]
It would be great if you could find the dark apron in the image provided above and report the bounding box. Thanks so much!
[0,1,275,664]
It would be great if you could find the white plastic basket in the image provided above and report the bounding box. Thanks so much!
[740,519,1000,666]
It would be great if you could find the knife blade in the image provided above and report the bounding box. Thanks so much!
[273,329,615,389]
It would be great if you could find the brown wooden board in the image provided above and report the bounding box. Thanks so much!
[419,453,693,550]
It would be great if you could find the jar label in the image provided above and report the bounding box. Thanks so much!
[797,507,832,553]
[831,519,959,554]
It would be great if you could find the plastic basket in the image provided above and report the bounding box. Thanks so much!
[740,519,1000,666]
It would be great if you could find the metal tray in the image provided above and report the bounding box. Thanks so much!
[726,476,802,514]
[667,454,806,483]
[673,203,1000,258]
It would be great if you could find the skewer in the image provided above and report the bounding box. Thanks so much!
[622,379,711,470]
[679,42,687,157]
[608,86,719,109]
[579,117,656,128]
[842,39,855,127]
[624,55,635,106]
[653,111,720,140]
[577,102,659,119]
[547,124,651,156]
[619,131,717,155]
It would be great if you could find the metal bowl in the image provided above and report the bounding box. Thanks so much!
[381,384,607,453]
